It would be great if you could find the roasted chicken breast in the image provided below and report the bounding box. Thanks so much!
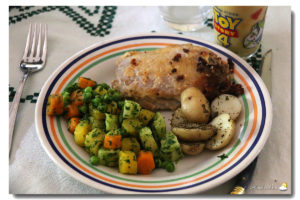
[112,44,243,110]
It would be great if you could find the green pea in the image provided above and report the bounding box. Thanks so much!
[103,94,112,102]
[165,162,175,172]
[92,90,98,97]
[83,92,92,103]
[85,92,92,98]
[90,155,100,165]
[92,97,101,107]
[84,86,93,93]
[62,91,70,105]
[98,103,107,113]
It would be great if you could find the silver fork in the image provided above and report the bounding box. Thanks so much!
[9,24,47,155]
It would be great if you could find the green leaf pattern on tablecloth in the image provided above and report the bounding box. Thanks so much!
[9,6,117,37]
[78,6,101,16]
[246,45,263,73]
[9,86,39,103]
[9,6,34,12]
[204,18,213,29]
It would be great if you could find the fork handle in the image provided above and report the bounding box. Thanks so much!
[9,72,29,155]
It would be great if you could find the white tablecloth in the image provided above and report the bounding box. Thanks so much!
[9,6,291,194]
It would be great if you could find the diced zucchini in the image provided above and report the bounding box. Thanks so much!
[89,116,105,130]
[119,151,137,174]
[160,131,183,162]
[139,127,159,156]
[121,137,141,155]
[98,148,119,167]
[138,109,155,126]
[151,112,166,142]
[89,104,105,120]
[105,113,119,131]
[122,100,141,119]
[121,118,142,137]
[74,120,91,147]
[84,128,105,155]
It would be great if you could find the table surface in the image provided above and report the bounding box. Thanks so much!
[9,6,291,195]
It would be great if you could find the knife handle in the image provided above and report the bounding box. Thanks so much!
[230,157,258,194]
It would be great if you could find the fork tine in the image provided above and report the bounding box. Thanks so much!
[29,24,37,60]
[22,24,32,61]
[35,24,42,60]
[41,24,47,62]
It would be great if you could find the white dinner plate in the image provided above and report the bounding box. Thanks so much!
[35,33,272,194]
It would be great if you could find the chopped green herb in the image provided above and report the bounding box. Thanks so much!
[217,154,228,160]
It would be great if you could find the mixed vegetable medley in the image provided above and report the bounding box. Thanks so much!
[46,77,183,175]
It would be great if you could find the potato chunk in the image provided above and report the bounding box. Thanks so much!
[206,113,235,150]
[211,94,242,120]
[138,109,155,126]
[121,138,141,155]
[74,120,91,147]
[84,128,105,155]
[180,87,210,123]
[119,151,137,174]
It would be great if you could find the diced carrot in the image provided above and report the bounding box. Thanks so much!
[64,104,80,119]
[67,117,80,133]
[137,151,155,175]
[70,89,84,106]
[46,94,64,116]
[103,134,122,149]
[78,77,96,89]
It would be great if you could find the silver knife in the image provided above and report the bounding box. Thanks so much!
[230,49,272,194]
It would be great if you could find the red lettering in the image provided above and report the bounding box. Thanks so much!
[214,20,239,37]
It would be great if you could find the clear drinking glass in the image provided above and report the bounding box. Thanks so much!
[159,6,211,31]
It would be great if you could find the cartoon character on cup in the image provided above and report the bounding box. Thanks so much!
[243,20,265,49]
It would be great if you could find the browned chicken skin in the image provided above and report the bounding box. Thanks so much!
[112,44,243,111]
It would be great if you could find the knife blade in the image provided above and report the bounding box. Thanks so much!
[230,50,272,195]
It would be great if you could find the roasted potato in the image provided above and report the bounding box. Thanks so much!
[211,94,242,121]
[180,142,205,155]
[171,109,216,142]
[172,127,215,142]
[180,87,210,123]
[206,113,235,150]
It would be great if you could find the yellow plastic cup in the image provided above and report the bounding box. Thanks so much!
[213,6,267,58]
